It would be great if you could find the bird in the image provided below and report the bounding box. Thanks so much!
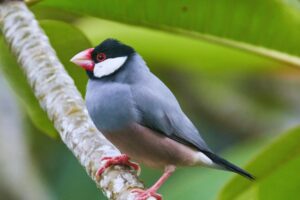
[70,39,254,200]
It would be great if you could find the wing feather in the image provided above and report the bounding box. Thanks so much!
[130,75,211,152]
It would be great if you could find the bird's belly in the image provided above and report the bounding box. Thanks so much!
[103,123,200,169]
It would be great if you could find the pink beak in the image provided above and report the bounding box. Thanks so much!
[70,48,95,71]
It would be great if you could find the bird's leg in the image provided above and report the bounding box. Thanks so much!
[96,154,140,177]
[132,165,176,200]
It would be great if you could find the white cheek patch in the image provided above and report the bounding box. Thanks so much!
[94,56,128,78]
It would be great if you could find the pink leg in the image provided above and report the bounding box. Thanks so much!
[132,165,176,200]
[96,154,140,177]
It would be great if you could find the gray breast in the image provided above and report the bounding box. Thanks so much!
[85,80,139,131]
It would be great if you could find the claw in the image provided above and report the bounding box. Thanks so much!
[96,154,141,177]
[132,188,162,200]
[131,165,176,200]
[101,156,113,161]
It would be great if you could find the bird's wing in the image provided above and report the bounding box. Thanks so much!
[130,76,211,152]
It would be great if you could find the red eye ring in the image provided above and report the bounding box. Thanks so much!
[96,53,106,62]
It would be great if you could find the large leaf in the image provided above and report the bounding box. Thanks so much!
[80,17,282,71]
[32,10,280,74]
[218,127,300,200]
[36,0,300,66]
[0,20,91,137]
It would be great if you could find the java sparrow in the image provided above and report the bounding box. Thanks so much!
[70,39,254,200]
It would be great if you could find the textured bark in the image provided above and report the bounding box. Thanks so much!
[0,1,152,199]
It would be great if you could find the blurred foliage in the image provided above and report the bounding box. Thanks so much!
[0,0,300,200]
[37,0,300,66]
[219,127,300,200]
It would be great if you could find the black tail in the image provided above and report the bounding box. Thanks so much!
[202,151,255,180]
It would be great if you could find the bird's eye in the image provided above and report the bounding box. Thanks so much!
[96,53,106,62]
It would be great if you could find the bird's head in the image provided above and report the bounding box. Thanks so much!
[70,39,135,79]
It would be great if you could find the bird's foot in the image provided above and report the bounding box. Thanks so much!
[96,154,140,177]
[132,188,162,200]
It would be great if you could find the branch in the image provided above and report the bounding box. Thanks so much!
[0,1,152,199]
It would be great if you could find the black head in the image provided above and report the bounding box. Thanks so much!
[91,39,135,64]
[70,39,136,79]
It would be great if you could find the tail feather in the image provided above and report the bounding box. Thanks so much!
[202,150,255,180]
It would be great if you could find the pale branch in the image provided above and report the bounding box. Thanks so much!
[0,1,153,199]
[0,75,53,200]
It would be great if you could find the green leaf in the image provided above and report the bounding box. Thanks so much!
[36,0,300,66]
[31,11,280,74]
[218,127,300,200]
[85,18,280,70]
[0,20,91,137]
